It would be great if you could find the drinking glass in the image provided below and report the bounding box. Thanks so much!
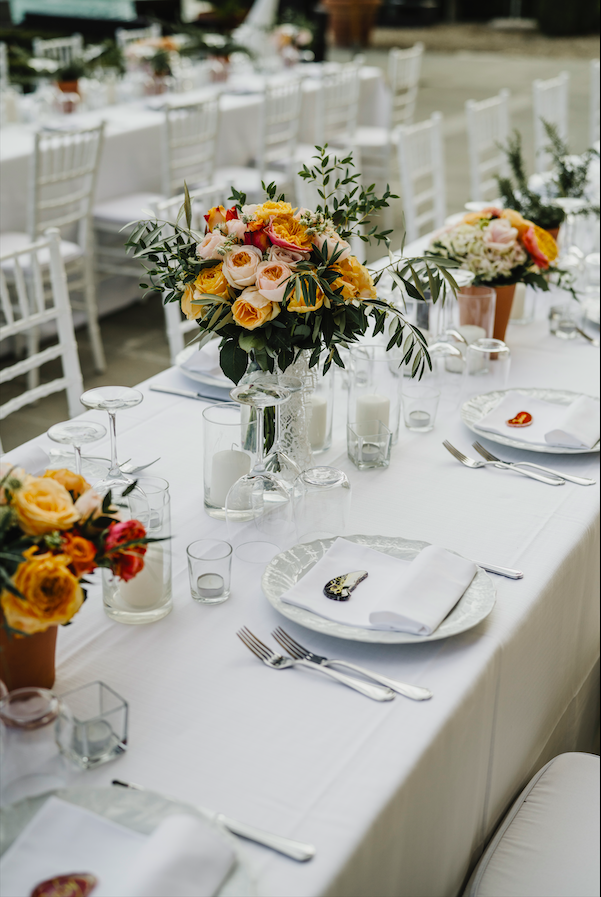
[402,383,440,432]
[80,386,143,498]
[549,302,579,339]
[454,285,496,338]
[554,197,588,260]
[56,681,128,770]
[293,467,351,542]
[203,403,257,519]
[47,420,107,478]
[187,539,232,605]
[461,339,511,400]
[348,345,402,444]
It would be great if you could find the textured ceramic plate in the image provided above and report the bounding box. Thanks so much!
[461,388,600,454]
[262,534,496,644]
[0,787,254,897]
[176,345,234,389]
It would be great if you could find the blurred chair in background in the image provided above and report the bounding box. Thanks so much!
[590,59,600,146]
[533,71,569,172]
[466,89,510,204]
[32,33,83,66]
[115,24,162,52]
[397,112,446,244]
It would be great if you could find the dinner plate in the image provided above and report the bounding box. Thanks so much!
[461,388,600,454]
[176,344,234,389]
[0,786,254,897]
[262,534,496,644]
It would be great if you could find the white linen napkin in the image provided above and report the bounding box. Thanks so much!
[181,341,232,384]
[1,444,49,475]
[281,539,476,635]
[474,394,600,449]
[123,814,235,897]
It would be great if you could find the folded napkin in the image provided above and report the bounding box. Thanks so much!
[281,539,476,635]
[124,814,235,897]
[181,342,232,385]
[475,394,600,449]
[1,443,49,475]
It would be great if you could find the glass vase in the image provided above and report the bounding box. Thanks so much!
[348,345,402,445]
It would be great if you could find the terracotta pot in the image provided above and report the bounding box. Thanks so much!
[56,80,79,95]
[0,623,57,692]
[546,227,560,240]
[324,0,382,47]
[492,283,517,342]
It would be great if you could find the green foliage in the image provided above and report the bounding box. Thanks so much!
[496,130,565,230]
[542,120,600,208]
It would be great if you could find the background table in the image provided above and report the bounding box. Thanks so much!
[4,275,599,897]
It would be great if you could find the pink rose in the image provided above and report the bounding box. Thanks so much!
[222,244,262,288]
[255,260,292,303]
[104,519,147,582]
[267,245,308,267]
[483,218,518,252]
[312,231,351,262]
[225,219,247,240]
[196,232,227,260]
[74,488,103,520]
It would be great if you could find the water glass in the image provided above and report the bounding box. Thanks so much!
[293,467,351,541]
[402,384,440,432]
[455,286,496,338]
[549,302,579,339]
[347,421,392,469]
[203,403,256,519]
[187,539,232,605]
[509,283,535,325]
[348,345,402,444]
[307,366,335,454]
[56,681,127,770]
[462,339,511,400]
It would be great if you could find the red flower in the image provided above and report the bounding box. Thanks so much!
[522,225,550,270]
[225,207,239,220]
[244,229,271,253]
[104,519,147,582]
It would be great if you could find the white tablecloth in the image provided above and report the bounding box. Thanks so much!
[4,283,599,896]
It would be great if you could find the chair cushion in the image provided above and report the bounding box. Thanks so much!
[465,753,600,897]
[93,192,165,229]
[214,167,288,199]
[354,125,394,148]
[0,232,81,269]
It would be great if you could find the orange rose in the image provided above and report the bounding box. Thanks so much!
[521,224,558,266]
[181,264,231,320]
[340,257,377,299]
[287,281,324,313]
[14,476,79,536]
[253,201,295,224]
[1,546,84,634]
[267,215,313,252]
[204,205,227,231]
[43,469,90,501]
[232,287,280,330]
[62,532,97,576]
[500,209,531,237]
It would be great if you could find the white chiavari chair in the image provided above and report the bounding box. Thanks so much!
[397,112,446,244]
[32,34,83,66]
[533,71,569,173]
[1,124,105,376]
[0,229,84,452]
[115,24,162,51]
[466,89,510,203]
[590,59,600,146]
[151,185,225,364]
[93,95,220,278]
[315,63,360,150]
[0,42,8,90]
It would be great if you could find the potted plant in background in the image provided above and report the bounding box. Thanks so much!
[54,57,87,96]
[323,0,383,48]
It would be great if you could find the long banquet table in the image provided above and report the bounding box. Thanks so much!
[4,271,600,896]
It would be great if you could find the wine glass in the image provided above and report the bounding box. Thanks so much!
[80,386,143,498]
[47,420,107,479]
[263,374,303,486]
[553,196,588,262]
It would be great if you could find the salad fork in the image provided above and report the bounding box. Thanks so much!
[442,441,564,485]
[472,442,596,486]
[272,627,432,700]
[237,627,394,701]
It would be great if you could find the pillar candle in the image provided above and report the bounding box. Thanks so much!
[120,545,164,608]
[308,394,328,449]
[355,394,390,429]
[211,450,251,507]
[510,283,527,320]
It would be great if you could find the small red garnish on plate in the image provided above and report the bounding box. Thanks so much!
[31,873,98,897]
[506,411,533,428]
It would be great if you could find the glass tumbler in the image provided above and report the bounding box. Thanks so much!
[293,467,351,542]
[455,285,496,338]
[57,681,128,770]
[348,345,402,444]
[402,384,440,432]
[187,539,232,605]
[461,339,511,400]
[203,403,256,519]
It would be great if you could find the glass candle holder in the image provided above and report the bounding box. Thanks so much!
[347,421,392,469]
[402,383,440,432]
[509,283,535,325]
[455,285,496,338]
[57,681,128,770]
[293,467,352,541]
[348,345,402,444]
[187,539,232,605]
[203,403,256,519]
[307,366,335,454]
[461,338,511,400]
[102,476,172,625]
[549,301,579,339]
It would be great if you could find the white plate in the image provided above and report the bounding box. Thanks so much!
[0,786,254,897]
[461,388,600,454]
[262,534,496,644]
[176,344,234,390]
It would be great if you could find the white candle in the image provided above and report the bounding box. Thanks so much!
[510,283,527,320]
[308,394,328,449]
[355,394,390,430]
[120,545,164,608]
[211,450,250,507]
[196,573,225,598]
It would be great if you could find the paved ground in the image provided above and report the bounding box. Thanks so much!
[1,41,597,451]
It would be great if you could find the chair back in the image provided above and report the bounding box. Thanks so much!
[32,34,83,66]
[533,71,569,172]
[315,64,360,148]
[590,59,600,146]
[153,185,225,363]
[28,124,104,252]
[163,97,220,197]
[466,89,510,202]
[397,112,446,244]
[0,229,84,432]
[257,78,303,178]
[0,41,8,89]
[388,43,424,130]
[115,24,161,50]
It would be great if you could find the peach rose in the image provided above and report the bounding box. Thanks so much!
[338,257,376,300]
[266,215,313,253]
[225,218,247,240]
[232,287,280,330]
[483,218,518,252]
[267,245,308,267]
[74,488,104,521]
[181,264,231,320]
[1,546,84,634]
[43,469,90,501]
[313,231,352,262]
[222,245,263,288]
[196,231,227,260]
[0,463,26,504]
[255,260,292,303]
[14,476,79,536]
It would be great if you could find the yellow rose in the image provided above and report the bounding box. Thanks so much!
[181,264,231,320]
[13,476,79,536]
[232,286,280,330]
[267,216,313,252]
[204,205,227,231]
[338,257,377,300]
[287,282,324,313]
[43,468,90,501]
[1,547,84,634]
[254,201,295,224]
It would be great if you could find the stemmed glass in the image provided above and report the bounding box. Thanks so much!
[263,374,303,486]
[80,386,143,498]
[47,420,107,479]
[553,197,588,262]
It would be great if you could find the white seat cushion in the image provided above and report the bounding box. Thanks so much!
[464,753,600,897]
[354,125,395,148]
[93,192,165,229]
[214,167,288,200]
[0,232,82,269]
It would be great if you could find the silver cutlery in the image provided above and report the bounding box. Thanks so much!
[442,441,564,486]
[112,779,315,862]
[473,561,523,579]
[237,627,394,702]
[150,385,232,403]
[472,442,596,486]
[120,457,161,475]
[575,327,600,348]
[272,627,433,700]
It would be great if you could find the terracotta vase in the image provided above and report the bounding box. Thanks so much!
[56,79,79,95]
[546,227,560,241]
[324,0,382,47]
[0,623,57,692]
[492,283,517,342]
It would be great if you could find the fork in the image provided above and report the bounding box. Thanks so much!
[272,627,432,701]
[237,627,394,701]
[472,442,596,486]
[442,441,564,485]
[120,457,161,475]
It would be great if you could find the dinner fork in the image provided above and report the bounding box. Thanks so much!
[272,627,433,701]
[120,457,161,475]
[442,441,564,485]
[237,627,394,701]
[472,442,596,486]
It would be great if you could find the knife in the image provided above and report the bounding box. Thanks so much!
[475,562,523,580]
[111,780,315,861]
[150,385,232,403]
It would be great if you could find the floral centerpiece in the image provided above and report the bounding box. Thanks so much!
[0,464,151,690]
[271,22,314,65]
